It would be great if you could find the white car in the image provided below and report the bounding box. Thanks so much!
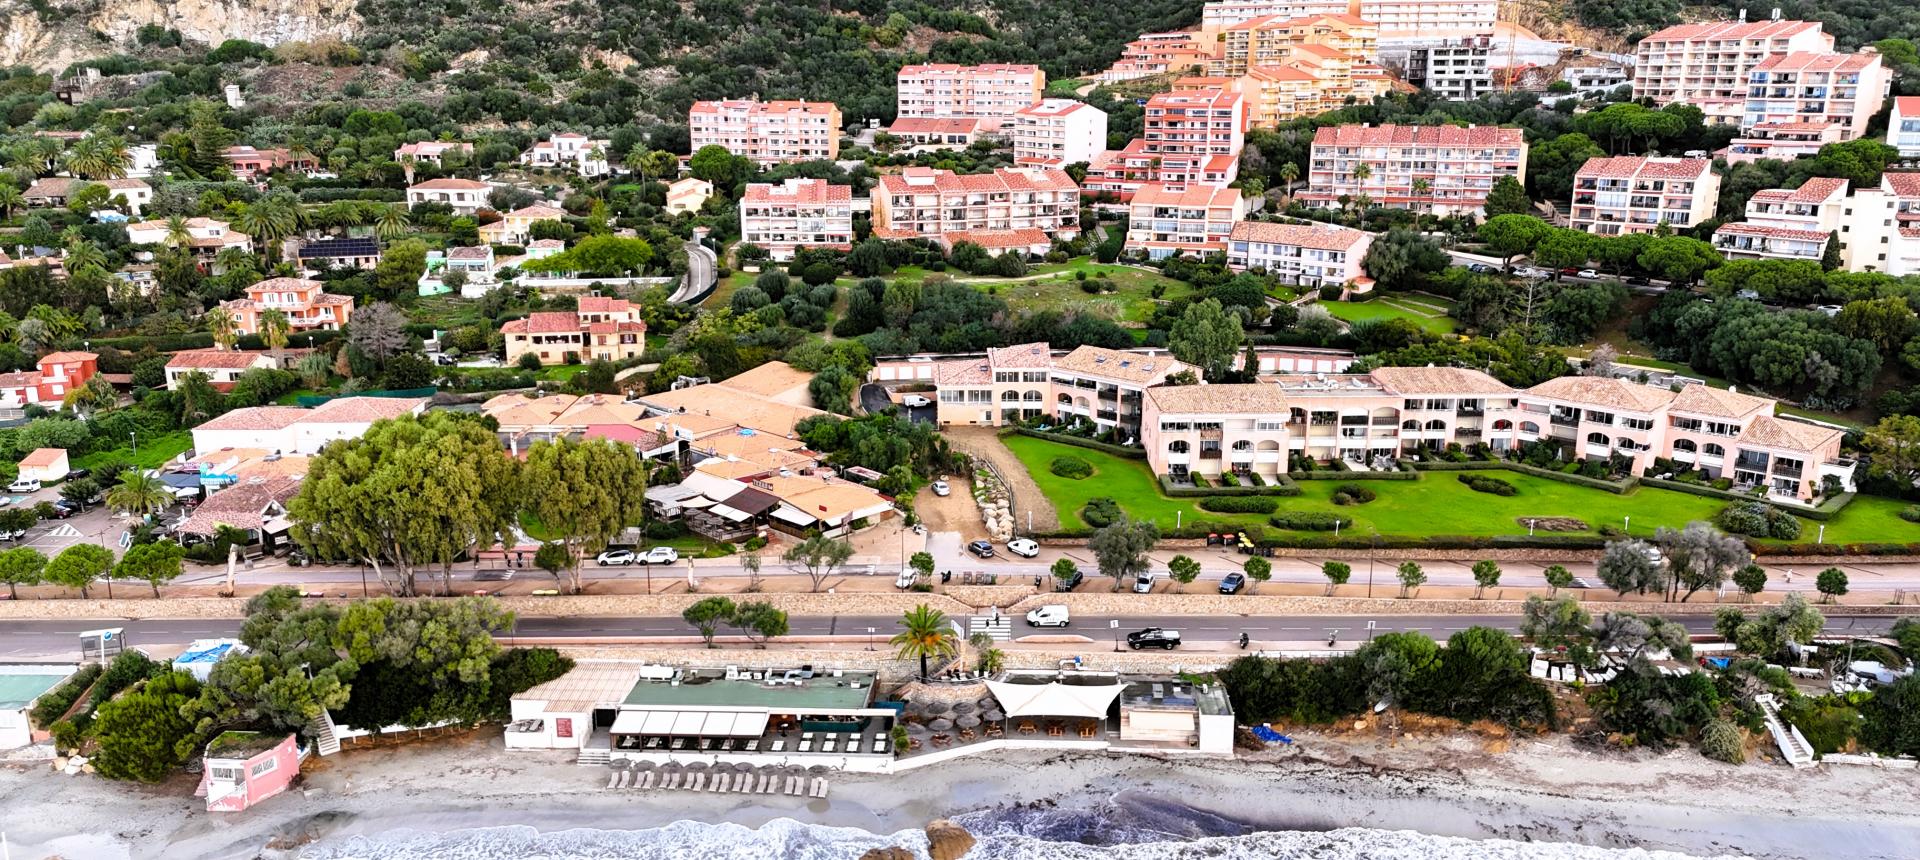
[900,394,932,408]
[1025,604,1071,627]
[1576,269,1599,279]
[638,546,680,565]
[6,479,40,493]
[1006,538,1040,558]
[1514,266,1549,279]
[596,549,635,566]
[931,480,951,497]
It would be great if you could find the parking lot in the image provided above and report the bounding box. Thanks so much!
[858,383,936,423]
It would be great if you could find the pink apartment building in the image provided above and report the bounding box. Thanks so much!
[688,100,842,166]
[739,178,854,261]
[1736,50,1892,143]
[895,64,1045,123]
[1632,18,1835,125]
[1302,124,1528,216]
[220,278,355,335]
[1711,176,1847,263]
[1569,156,1720,235]
[1124,183,1249,259]
[1085,90,1245,201]
[870,166,1081,247]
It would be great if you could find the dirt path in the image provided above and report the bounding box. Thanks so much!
[914,477,989,542]
[943,426,1060,533]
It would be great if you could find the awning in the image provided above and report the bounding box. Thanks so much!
[670,711,707,735]
[707,503,753,522]
[677,495,719,509]
[640,711,677,735]
[770,505,816,527]
[612,709,771,737]
[610,711,649,734]
[985,680,1124,720]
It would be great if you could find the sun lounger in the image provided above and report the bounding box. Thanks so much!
[663,773,680,790]
[873,739,886,753]
[786,776,803,795]
[689,773,706,791]
[822,738,836,753]
[638,771,656,789]
[711,773,730,792]
[737,774,755,793]
[759,774,776,793]
[772,740,786,752]
[809,777,829,798]
[607,771,622,789]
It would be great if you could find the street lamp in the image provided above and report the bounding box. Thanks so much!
[866,627,875,651]
[130,431,136,455]
[1366,532,1378,598]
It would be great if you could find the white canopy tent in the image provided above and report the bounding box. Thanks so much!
[985,680,1124,720]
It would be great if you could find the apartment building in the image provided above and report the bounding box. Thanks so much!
[1124,183,1249,259]
[688,100,841,166]
[1011,99,1109,167]
[1085,90,1246,201]
[1890,98,1920,158]
[1084,141,1242,202]
[0,352,98,410]
[1199,0,1496,39]
[1724,122,1844,164]
[1837,172,1920,276]
[1143,384,1294,480]
[870,166,1081,245]
[520,133,613,177]
[478,204,567,246]
[1209,14,1379,78]
[1404,35,1493,101]
[1301,124,1528,216]
[407,178,491,215]
[1568,156,1720,236]
[1711,177,1847,263]
[895,64,1044,124]
[931,342,1194,437]
[219,278,356,335]
[1632,18,1834,125]
[500,296,648,367]
[1098,32,1215,83]
[738,178,855,261]
[1225,220,1373,288]
[1740,50,1892,141]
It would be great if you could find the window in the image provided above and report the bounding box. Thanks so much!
[1673,439,1697,453]
[1623,417,1654,431]
[1704,443,1725,457]
[1231,440,1253,451]
[1168,441,1190,453]
[1587,432,1609,445]
[250,757,278,778]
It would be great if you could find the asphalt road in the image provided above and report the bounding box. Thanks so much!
[2,613,1904,660]
[859,383,935,423]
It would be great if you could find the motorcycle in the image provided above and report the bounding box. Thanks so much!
[1237,632,1250,649]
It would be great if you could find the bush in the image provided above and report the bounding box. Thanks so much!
[1458,474,1517,496]
[1699,719,1747,764]
[28,664,102,728]
[1199,496,1280,514]
[1333,483,1376,504]
[49,719,82,753]
[1049,455,1093,479]
[1902,505,1920,524]
[1270,511,1354,531]
[1716,501,1801,540]
[1082,497,1122,528]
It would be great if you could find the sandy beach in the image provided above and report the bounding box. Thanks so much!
[1,725,1914,860]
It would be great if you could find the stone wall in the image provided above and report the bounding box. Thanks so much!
[554,645,1233,685]
[1003,592,1920,618]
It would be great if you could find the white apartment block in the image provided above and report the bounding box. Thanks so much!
[739,179,855,262]
[1404,35,1493,101]
[1124,183,1250,259]
[1225,220,1373,288]
[1301,124,1527,216]
[1632,18,1834,125]
[1711,177,1846,263]
[1568,156,1720,236]
[406,178,491,214]
[688,100,842,166]
[870,166,1081,244]
[520,133,612,178]
[1200,0,1496,39]
[1890,98,1920,158]
[1838,173,1920,276]
[1741,50,1892,141]
[1011,99,1109,167]
[929,342,1194,435]
[896,64,1044,124]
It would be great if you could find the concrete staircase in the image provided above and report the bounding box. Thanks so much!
[1755,693,1816,769]
[313,709,341,757]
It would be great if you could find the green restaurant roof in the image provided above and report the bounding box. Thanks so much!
[0,671,70,710]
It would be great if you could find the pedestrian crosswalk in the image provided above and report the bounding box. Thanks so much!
[45,524,82,538]
[968,614,1012,641]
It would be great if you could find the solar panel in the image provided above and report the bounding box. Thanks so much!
[298,237,380,259]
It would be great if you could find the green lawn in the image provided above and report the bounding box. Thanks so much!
[273,388,324,405]
[1000,434,1892,540]
[74,431,193,471]
[1317,298,1457,335]
[535,364,589,381]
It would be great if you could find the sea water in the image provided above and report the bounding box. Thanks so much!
[300,808,1744,860]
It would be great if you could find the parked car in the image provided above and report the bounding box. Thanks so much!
[931,480,951,497]
[1219,572,1246,594]
[1126,628,1182,650]
[48,501,77,519]
[7,479,40,493]
[1006,538,1039,558]
[1557,267,1581,276]
[1053,568,1085,591]
[1576,269,1599,279]
[1624,275,1651,286]
[1515,266,1549,279]
[596,549,636,566]
[966,540,996,559]
[1466,263,1494,273]
[895,568,921,589]
[1025,604,1071,627]
[900,394,932,408]
[1814,304,1844,317]
[0,528,25,542]
[63,468,90,482]
[638,547,680,565]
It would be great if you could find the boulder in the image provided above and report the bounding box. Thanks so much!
[924,818,976,860]
[857,848,915,860]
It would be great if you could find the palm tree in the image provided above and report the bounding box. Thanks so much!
[1410,177,1432,202]
[0,183,22,220]
[162,214,193,249]
[205,307,239,350]
[1279,161,1299,190]
[374,204,410,241]
[63,238,105,273]
[1352,162,1372,187]
[234,197,300,262]
[259,308,289,360]
[106,470,172,518]
[64,135,132,180]
[890,604,959,681]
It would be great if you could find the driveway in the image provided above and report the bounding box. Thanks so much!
[858,383,935,423]
[942,425,1059,532]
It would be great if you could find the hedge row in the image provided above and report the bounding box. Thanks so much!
[28,664,102,729]
[1290,468,1417,481]
[92,329,347,354]
[1753,541,1920,557]
[1269,511,1353,531]
[1011,428,1146,460]
[1198,496,1281,514]
[1411,460,1637,494]
[1638,477,1855,521]
[1158,475,1303,497]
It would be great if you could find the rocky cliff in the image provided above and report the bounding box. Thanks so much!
[0,0,360,71]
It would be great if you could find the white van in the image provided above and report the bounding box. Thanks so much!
[1024,605,1071,627]
[895,568,920,589]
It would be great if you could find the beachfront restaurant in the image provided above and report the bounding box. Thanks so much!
[508,662,901,771]
[913,671,1236,756]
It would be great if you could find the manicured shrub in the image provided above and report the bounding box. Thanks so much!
[1716,501,1801,540]
[1082,497,1122,528]
[1199,496,1280,514]
[1902,505,1920,524]
[1333,483,1376,504]
[1269,511,1354,531]
[1458,474,1517,496]
[1049,455,1093,480]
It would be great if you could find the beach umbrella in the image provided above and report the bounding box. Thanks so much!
[956,714,980,729]
[661,761,685,774]
[630,760,655,772]
[952,701,976,715]
[808,764,832,775]
[686,760,709,771]
[976,697,997,709]
[929,718,954,732]
[905,722,929,735]
[606,759,628,769]
[982,709,1005,722]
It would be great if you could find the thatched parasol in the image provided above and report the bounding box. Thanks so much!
[952,700,976,715]
[928,718,954,731]
[982,709,1005,722]
[955,714,981,729]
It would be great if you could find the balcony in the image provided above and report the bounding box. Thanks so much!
[1549,414,1580,428]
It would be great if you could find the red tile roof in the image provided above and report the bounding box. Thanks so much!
[168,349,272,370]
[1313,124,1525,149]
[1884,173,1920,198]
[578,296,633,313]
[1575,156,1712,181]
[886,117,986,136]
[744,179,853,205]
[1130,183,1241,209]
[410,178,490,190]
[1714,223,1830,241]
[1229,220,1370,251]
[945,228,1051,249]
[1752,51,1878,74]
[1638,19,1824,43]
